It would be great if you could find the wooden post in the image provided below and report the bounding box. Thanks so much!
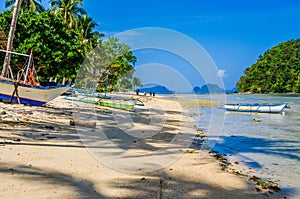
[62,77,66,85]
[23,49,33,83]
[10,81,21,104]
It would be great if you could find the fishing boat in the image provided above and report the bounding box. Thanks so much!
[221,103,288,113]
[98,100,135,110]
[64,96,135,110]
[64,96,98,105]
[0,79,71,106]
[0,0,70,106]
[0,48,71,106]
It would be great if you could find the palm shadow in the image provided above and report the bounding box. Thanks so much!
[0,162,105,198]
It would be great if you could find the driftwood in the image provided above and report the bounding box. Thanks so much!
[70,119,96,129]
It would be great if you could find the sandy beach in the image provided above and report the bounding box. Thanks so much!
[0,95,285,198]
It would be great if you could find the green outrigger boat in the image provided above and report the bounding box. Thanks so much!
[98,100,135,110]
[64,96,135,110]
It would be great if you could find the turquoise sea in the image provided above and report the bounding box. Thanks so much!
[192,94,300,198]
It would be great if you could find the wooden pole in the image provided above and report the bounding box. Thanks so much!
[24,49,33,83]
[1,0,21,79]
[10,81,21,104]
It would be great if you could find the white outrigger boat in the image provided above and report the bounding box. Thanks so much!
[0,77,70,106]
[221,103,288,113]
[0,49,71,106]
[0,0,70,106]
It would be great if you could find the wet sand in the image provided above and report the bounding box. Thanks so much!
[0,95,284,198]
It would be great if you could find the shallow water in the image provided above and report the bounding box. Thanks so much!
[193,94,300,197]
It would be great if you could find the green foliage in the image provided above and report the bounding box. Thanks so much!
[237,39,300,93]
[76,37,136,92]
[101,51,136,92]
[132,76,143,90]
[0,10,84,81]
[1,1,135,88]
[50,0,86,29]
[49,0,102,53]
[76,15,104,54]
[5,0,45,13]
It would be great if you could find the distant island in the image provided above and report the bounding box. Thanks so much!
[138,83,237,95]
[236,39,300,93]
[193,83,225,94]
[138,83,174,94]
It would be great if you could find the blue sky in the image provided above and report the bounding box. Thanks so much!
[1,0,300,91]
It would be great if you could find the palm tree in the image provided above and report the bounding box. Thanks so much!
[5,0,45,13]
[76,15,103,51]
[2,0,21,78]
[77,15,98,39]
[50,0,86,29]
[132,77,143,90]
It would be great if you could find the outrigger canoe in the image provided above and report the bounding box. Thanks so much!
[0,3,70,106]
[64,96,135,110]
[221,103,288,113]
[0,77,70,106]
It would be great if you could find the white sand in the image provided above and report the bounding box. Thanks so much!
[0,96,284,198]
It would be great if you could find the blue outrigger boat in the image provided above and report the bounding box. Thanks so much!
[0,2,70,106]
[221,103,288,113]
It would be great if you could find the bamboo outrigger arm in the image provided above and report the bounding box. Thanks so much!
[0,49,30,57]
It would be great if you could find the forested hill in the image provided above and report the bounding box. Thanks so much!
[236,39,300,93]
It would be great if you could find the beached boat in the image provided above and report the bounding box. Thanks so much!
[64,96,98,104]
[0,79,70,106]
[0,49,71,106]
[64,96,135,110]
[0,1,70,106]
[221,103,288,113]
[98,100,135,110]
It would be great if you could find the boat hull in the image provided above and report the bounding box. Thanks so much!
[98,100,135,110]
[222,103,287,113]
[64,96,135,110]
[0,80,70,106]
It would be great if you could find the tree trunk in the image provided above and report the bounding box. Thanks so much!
[26,0,30,11]
[1,0,21,78]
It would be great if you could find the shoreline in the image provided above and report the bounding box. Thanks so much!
[0,95,288,198]
[174,94,299,199]
[231,92,300,96]
[165,95,294,197]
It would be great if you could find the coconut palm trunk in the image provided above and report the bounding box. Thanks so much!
[1,0,21,78]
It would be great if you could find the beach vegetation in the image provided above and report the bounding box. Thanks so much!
[5,0,45,13]
[50,0,86,29]
[75,37,136,91]
[0,10,84,81]
[132,76,143,90]
[0,0,136,89]
[237,39,300,93]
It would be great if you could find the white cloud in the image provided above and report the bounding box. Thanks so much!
[102,31,119,38]
[116,30,145,43]
[217,69,227,78]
